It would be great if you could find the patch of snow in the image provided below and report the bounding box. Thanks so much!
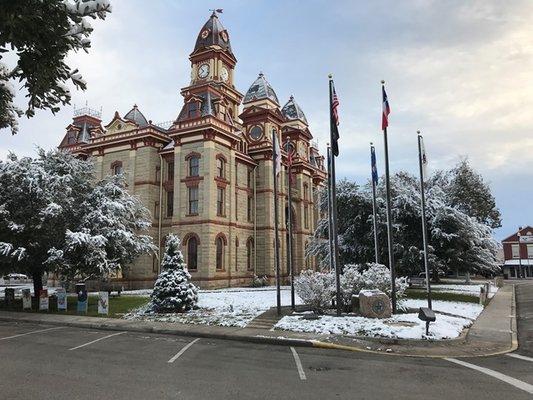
[400,299,483,320]
[125,287,302,328]
[431,283,498,298]
[275,313,472,340]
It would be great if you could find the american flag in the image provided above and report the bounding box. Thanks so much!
[382,85,390,131]
[330,80,340,156]
[419,136,428,180]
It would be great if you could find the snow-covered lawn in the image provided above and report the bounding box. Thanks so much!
[400,299,483,320]
[431,283,498,298]
[125,287,302,328]
[275,312,471,340]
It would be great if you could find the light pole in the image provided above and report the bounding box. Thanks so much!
[517,232,523,279]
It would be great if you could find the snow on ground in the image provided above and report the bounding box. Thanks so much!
[431,284,498,298]
[0,284,59,298]
[125,288,303,328]
[399,299,483,320]
[275,313,472,340]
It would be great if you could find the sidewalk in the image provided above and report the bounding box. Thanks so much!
[0,284,517,358]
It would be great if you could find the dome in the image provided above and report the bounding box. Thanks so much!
[243,72,279,104]
[193,11,233,55]
[281,96,308,124]
[124,104,148,127]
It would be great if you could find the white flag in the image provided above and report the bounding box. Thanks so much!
[273,130,281,175]
[420,136,428,180]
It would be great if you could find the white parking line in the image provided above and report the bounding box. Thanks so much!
[0,326,63,341]
[507,353,533,363]
[446,358,533,395]
[290,347,307,381]
[68,331,126,351]
[168,338,200,363]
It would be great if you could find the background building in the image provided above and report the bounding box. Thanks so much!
[501,226,533,279]
[58,12,326,289]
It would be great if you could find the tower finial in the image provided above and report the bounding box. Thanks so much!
[209,8,223,16]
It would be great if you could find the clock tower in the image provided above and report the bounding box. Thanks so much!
[182,10,241,121]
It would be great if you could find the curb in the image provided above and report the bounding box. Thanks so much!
[0,284,519,358]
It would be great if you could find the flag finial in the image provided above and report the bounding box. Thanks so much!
[328,73,333,79]
[370,142,373,146]
[417,130,421,135]
[381,80,385,85]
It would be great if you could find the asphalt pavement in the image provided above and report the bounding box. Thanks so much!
[0,319,532,400]
[0,281,532,399]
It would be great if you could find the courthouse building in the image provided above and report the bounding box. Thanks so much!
[58,12,326,288]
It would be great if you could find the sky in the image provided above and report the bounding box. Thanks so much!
[1,0,532,240]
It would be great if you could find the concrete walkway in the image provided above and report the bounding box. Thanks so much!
[0,284,518,358]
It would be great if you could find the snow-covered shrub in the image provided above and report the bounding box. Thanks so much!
[251,274,268,288]
[341,263,408,303]
[339,265,364,305]
[294,270,335,314]
[150,234,198,313]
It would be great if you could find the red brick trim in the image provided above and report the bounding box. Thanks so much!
[185,151,202,161]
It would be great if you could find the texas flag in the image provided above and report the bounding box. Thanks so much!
[382,85,391,131]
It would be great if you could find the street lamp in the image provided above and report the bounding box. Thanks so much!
[517,232,523,279]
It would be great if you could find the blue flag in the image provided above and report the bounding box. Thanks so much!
[371,145,378,185]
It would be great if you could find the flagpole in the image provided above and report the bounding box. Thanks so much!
[272,129,282,316]
[370,143,379,264]
[329,75,342,316]
[417,131,432,309]
[286,144,295,310]
[326,144,335,273]
[381,80,397,314]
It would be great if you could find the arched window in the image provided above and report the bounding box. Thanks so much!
[246,238,254,271]
[189,156,199,177]
[216,157,225,178]
[111,161,123,175]
[187,236,198,270]
[216,236,224,270]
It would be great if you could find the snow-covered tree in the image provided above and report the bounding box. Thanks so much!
[307,162,500,279]
[0,149,155,294]
[149,234,198,313]
[47,174,156,281]
[294,269,335,314]
[0,0,112,134]
[447,159,502,229]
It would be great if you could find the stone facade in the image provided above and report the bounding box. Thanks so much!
[58,12,326,289]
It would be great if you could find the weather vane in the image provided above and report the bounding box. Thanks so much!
[209,8,223,15]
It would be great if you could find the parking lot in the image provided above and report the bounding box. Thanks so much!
[0,320,532,400]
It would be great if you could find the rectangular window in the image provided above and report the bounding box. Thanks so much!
[155,166,161,182]
[217,187,225,216]
[235,192,238,221]
[511,244,519,259]
[528,244,533,259]
[188,102,198,118]
[167,162,174,181]
[154,201,159,219]
[166,191,174,217]
[189,157,199,177]
[188,186,198,215]
[247,196,253,222]
[247,168,253,188]
[304,205,309,229]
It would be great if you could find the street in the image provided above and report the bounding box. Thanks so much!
[0,319,531,399]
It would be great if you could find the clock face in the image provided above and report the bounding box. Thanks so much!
[201,29,210,39]
[198,64,209,79]
[220,67,229,82]
[220,30,229,42]
[249,125,263,141]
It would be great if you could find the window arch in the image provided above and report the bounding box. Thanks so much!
[215,154,227,179]
[185,152,201,177]
[111,160,123,175]
[184,233,200,270]
[215,233,227,270]
[246,238,255,271]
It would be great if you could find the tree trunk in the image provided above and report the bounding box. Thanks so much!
[465,271,471,284]
[32,271,43,296]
